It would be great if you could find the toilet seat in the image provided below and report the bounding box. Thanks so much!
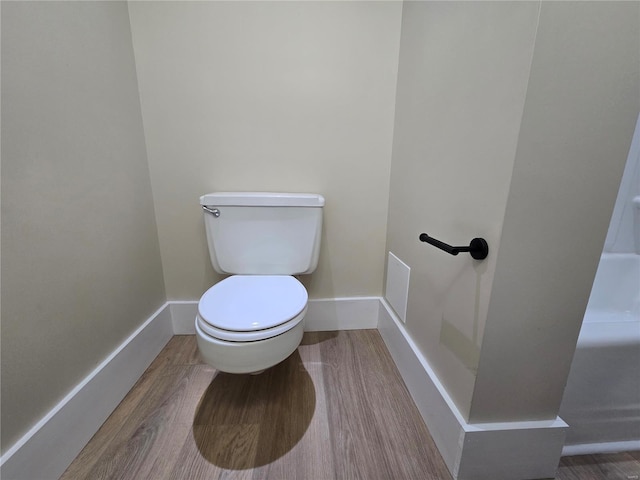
[197,307,307,342]
[198,275,308,342]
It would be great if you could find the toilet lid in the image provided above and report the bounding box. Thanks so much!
[197,309,305,342]
[198,275,308,332]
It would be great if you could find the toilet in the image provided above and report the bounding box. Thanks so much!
[195,192,324,374]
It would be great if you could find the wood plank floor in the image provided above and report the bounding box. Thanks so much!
[61,331,640,480]
[557,451,640,480]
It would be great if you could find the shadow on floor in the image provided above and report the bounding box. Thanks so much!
[299,330,339,345]
[192,350,316,469]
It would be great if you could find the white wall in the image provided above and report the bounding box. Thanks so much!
[127,1,402,301]
[1,1,166,452]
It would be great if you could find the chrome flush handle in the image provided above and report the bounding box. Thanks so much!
[202,206,220,217]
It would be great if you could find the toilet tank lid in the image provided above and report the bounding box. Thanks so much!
[200,192,325,207]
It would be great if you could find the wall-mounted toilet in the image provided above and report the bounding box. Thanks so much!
[195,192,324,374]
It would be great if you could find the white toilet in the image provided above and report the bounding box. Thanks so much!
[195,192,324,374]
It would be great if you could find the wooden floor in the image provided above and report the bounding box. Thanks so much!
[61,331,640,480]
[557,451,640,480]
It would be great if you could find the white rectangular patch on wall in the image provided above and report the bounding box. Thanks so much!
[385,252,410,323]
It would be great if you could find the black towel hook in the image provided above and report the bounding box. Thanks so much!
[419,233,489,260]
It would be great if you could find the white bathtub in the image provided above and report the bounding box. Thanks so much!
[560,253,640,455]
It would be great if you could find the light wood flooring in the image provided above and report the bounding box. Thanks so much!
[62,331,640,480]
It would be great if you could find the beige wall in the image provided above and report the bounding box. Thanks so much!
[386,1,540,418]
[386,0,639,423]
[469,1,639,422]
[127,1,402,300]
[1,1,166,452]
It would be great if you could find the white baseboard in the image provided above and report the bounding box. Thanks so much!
[170,300,199,334]
[0,304,174,480]
[377,299,568,480]
[169,296,380,335]
[304,296,380,331]
[562,440,640,457]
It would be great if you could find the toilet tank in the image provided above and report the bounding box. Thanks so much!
[200,192,324,275]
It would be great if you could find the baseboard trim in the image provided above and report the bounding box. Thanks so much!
[170,300,199,334]
[305,296,380,331]
[562,440,640,457]
[377,298,567,480]
[0,303,174,480]
[169,296,380,334]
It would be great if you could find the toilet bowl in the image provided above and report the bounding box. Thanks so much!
[195,274,308,374]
